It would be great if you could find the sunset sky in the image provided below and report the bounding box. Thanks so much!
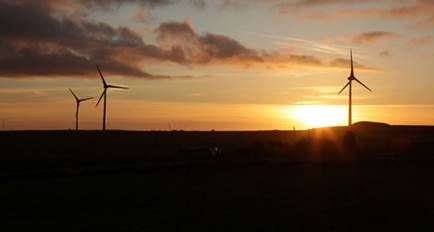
[0,0,433,130]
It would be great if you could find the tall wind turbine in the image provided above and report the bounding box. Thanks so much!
[69,88,93,131]
[338,50,372,127]
[95,65,128,131]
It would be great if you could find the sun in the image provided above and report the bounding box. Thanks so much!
[293,105,346,128]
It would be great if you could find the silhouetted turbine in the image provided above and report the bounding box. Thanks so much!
[338,50,372,127]
[69,88,93,131]
[95,65,128,131]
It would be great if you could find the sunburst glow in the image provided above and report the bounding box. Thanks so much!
[293,105,346,128]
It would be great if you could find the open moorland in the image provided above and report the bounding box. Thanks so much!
[2,122,434,231]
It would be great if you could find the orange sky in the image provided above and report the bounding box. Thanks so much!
[0,0,433,130]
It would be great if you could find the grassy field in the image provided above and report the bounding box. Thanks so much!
[2,122,434,231]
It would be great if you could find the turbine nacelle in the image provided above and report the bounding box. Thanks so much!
[339,50,372,94]
[95,65,129,107]
[69,88,93,104]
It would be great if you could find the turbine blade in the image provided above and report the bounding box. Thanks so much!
[354,78,372,92]
[96,90,105,106]
[79,97,93,102]
[338,81,350,94]
[107,85,129,89]
[69,88,78,101]
[350,49,354,77]
[96,64,107,87]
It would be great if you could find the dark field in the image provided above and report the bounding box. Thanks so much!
[2,122,434,231]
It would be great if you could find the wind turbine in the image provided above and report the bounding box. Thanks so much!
[69,88,93,131]
[95,65,129,131]
[338,50,372,127]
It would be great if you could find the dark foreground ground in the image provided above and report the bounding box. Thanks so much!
[2,122,434,231]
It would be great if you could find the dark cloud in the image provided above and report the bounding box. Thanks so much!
[0,0,156,78]
[0,4,144,48]
[0,50,143,78]
[0,0,376,79]
[153,21,263,64]
[0,1,259,78]
[200,34,261,61]
[185,0,255,10]
[156,21,196,42]
[70,0,173,9]
[153,21,336,67]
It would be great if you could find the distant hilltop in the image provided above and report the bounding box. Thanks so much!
[312,121,390,131]
[351,121,390,129]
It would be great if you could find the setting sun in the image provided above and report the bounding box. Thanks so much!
[293,105,346,128]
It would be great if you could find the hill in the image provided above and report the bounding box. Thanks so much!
[3,126,434,231]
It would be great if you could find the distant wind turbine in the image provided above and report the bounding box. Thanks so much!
[69,88,93,131]
[95,65,129,131]
[338,50,372,127]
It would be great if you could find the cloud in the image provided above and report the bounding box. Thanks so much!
[0,0,377,79]
[409,15,434,29]
[153,21,378,70]
[286,0,376,7]
[408,35,434,47]
[0,1,255,79]
[341,31,398,44]
[74,0,173,9]
[0,0,155,78]
[278,0,434,30]
[154,20,263,64]
[329,58,379,71]
[277,0,381,15]
[49,0,258,11]
[188,0,258,10]
[379,50,390,57]
[190,0,206,9]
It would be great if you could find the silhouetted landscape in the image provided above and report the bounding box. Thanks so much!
[3,122,434,231]
[2,0,434,231]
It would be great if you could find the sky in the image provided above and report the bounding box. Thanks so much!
[0,0,433,130]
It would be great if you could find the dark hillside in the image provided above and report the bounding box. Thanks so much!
[3,127,434,231]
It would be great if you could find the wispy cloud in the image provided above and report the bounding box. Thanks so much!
[339,31,398,45]
[379,50,390,57]
[250,32,348,56]
[408,15,434,29]
[408,35,434,47]
[278,0,434,30]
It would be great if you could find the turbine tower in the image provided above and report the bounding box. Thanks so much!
[69,88,93,131]
[338,50,372,127]
[96,65,128,131]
